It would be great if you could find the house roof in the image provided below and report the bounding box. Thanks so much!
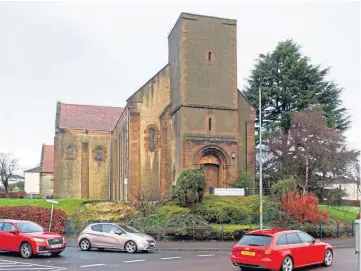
[24,166,41,173]
[40,145,54,173]
[9,175,24,180]
[57,102,123,131]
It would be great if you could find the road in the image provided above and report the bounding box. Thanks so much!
[0,247,358,271]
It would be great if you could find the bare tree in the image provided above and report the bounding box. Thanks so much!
[0,153,19,197]
[131,182,172,217]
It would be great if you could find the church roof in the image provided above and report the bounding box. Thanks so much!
[57,102,123,131]
[40,145,54,173]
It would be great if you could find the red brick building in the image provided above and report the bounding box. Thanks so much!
[53,13,255,201]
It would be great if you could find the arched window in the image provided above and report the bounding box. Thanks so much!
[67,146,73,157]
[208,51,212,61]
[149,128,155,152]
[95,147,103,161]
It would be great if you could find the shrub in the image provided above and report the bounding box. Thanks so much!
[175,168,206,207]
[165,213,208,235]
[357,212,360,220]
[156,205,190,220]
[232,171,255,195]
[129,214,166,233]
[348,200,360,207]
[270,177,297,201]
[0,206,67,233]
[281,192,329,224]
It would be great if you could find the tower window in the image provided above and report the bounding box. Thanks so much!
[208,118,212,131]
[149,128,155,152]
[67,146,73,157]
[95,147,103,161]
[208,51,212,61]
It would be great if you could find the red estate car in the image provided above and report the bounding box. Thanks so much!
[231,229,333,271]
[0,219,66,258]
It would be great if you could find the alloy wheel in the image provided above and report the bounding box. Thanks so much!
[20,243,33,258]
[324,249,333,266]
[80,239,91,251]
[282,256,293,271]
[125,241,137,253]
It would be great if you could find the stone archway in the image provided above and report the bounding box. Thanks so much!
[193,146,231,194]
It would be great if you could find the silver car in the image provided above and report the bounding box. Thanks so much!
[77,223,156,253]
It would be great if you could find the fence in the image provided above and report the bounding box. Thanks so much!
[64,219,356,241]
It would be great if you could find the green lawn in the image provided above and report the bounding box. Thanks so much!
[0,198,87,216]
[319,205,360,223]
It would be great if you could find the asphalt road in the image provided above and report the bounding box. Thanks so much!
[0,247,358,271]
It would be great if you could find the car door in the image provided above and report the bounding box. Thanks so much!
[0,223,6,251]
[2,223,19,251]
[286,232,308,267]
[101,224,124,249]
[88,224,105,247]
[297,232,324,264]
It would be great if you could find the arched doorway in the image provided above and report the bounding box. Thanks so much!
[194,146,230,194]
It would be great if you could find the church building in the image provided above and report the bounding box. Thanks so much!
[53,13,256,201]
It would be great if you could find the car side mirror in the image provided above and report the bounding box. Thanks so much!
[115,230,122,235]
[9,230,17,235]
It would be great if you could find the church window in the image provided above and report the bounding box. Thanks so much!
[208,118,212,131]
[67,146,73,157]
[208,51,212,61]
[149,128,155,152]
[95,147,103,161]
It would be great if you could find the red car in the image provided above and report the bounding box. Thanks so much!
[0,219,66,258]
[231,229,333,271]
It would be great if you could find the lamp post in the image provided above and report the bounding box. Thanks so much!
[259,82,263,230]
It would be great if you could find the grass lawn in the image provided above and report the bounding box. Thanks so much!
[319,205,360,223]
[0,198,87,216]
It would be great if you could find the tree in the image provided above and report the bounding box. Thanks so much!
[175,168,206,207]
[266,107,359,195]
[270,176,297,201]
[232,171,255,195]
[0,153,19,197]
[281,191,329,224]
[243,39,350,144]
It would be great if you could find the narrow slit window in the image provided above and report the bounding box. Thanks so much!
[208,118,212,131]
[96,147,103,161]
[149,128,155,152]
[67,146,73,157]
[208,51,212,61]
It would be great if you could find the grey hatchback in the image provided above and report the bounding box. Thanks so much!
[78,223,156,253]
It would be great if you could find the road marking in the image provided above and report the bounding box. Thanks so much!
[80,264,105,268]
[0,260,67,270]
[160,257,182,260]
[196,254,215,257]
[123,260,146,263]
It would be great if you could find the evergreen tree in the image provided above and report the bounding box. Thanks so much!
[243,39,351,142]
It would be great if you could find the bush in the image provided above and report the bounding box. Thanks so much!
[129,214,166,233]
[0,206,67,233]
[156,205,190,220]
[270,177,297,201]
[357,212,360,220]
[165,213,208,235]
[175,168,206,207]
[0,190,25,198]
[232,171,255,195]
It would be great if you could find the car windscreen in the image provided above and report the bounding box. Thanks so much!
[238,234,272,247]
[117,224,140,233]
[16,222,44,233]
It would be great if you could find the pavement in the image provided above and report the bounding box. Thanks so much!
[0,247,358,271]
[65,237,356,251]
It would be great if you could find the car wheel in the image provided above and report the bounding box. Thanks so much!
[323,249,333,266]
[51,252,62,257]
[281,256,293,271]
[79,238,91,251]
[125,241,137,253]
[20,242,33,259]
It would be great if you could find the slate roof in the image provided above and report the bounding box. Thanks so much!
[41,145,54,173]
[24,166,41,173]
[57,102,123,131]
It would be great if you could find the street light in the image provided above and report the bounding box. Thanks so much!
[259,81,263,230]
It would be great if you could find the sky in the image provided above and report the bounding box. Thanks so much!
[0,0,360,173]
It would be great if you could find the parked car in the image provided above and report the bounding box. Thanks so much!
[0,219,66,258]
[231,229,333,271]
[78,223,156,253]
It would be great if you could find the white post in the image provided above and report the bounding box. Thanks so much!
[49,203,54,232]
[259,83,263,230]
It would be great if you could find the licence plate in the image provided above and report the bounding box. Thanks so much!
[241,251,255,256]
[51,244,62,249]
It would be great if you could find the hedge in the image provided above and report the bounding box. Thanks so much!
[0,191,25,198]
[0,206,67,233]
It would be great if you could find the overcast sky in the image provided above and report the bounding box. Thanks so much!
[0,1,359,173]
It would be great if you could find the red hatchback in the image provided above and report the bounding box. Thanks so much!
[231,229,333,271]
[0,219,66,258]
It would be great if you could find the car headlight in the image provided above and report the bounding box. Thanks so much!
[33,238,45,243]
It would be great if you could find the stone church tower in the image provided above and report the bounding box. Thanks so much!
[53,13,255,201]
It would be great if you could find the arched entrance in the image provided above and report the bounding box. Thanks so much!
[193,146,230,194]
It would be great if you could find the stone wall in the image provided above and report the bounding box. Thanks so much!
[40,173,54,198]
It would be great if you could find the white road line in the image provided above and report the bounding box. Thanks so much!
[160,257,182,260]
[123,260,146,263]
[0,268,57,270]
[0,259,67,270]
[80,264,105,268]
[196,254,215,257]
